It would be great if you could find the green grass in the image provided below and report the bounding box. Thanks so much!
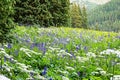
[0,26,120,80]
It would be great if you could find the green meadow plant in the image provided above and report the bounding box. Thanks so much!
[0,26,120,80]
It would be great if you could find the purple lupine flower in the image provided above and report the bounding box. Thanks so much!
[42,66,47,75]
[80,33,83,39]
[49,78,53,80]
[38,43,46,54]
[65,49,68,53]
[25,38,31,43]
[7,43,12,49]
[76,44,81,51]
[116,35,120,39]
[9,58,15,63]
[30,72,34,77]
[30,43,35,49]
[77,72,81,76]
[84,46,88,53]
[70,52,76,59]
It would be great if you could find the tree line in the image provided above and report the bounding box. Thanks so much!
[14,0,70,27]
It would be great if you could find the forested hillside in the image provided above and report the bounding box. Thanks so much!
[70,0,98,10]
[88,0,120,32]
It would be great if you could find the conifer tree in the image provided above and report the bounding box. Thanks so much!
[14,0,70,27]
[0,0,15,43]
[14,0,52,27]
[82,6,88,29]
[71,3,82,28]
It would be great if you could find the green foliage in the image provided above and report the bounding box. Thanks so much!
[82,6,88,29]
[88,0,120,32]
[14,0,70,27]
[70,3,88,28]
[0,0,15,43]
[70,3,82,28]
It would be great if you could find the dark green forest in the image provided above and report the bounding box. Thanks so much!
[88,0,120,32]
[14,0,70,27]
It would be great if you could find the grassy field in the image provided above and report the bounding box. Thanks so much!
[0,26,120,80]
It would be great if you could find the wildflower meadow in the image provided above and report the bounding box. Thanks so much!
[0,26,120,80]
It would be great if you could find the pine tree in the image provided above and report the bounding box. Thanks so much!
[70,3,82,28]
[82,6,88,29]
[0,0,15,43]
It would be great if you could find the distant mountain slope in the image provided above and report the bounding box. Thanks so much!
[88,0,120,32]
[70,0,98,10]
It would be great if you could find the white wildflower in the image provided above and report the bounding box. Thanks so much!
[100,49,120,58]
[110,75,120,80]
[2,65,11,72]
[76,56,89,62]
[49,47,60,52]
[62,71,69,75]
[20,48,42,57]
[86,52,96,58]
[26,77,34,80]
[65,66,75,71]
[57,70,69,75]
[100,49,115,55]
[100,71,106,75]
[91,71,99,76]
[0,50,6,56]
[34,74,46,80]
[62,76,69,80]
[0,75,10,80]
[96,68,103,71]
[16,62,30,69]
[0,48,5,51]
[57,50,72,57]
[116,63,120,65]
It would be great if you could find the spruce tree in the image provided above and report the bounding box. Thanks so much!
[82,6,88,29]
[71,3,82,28]
[0,0,15,44]
[14,0,52,27]
[14,0,70,27]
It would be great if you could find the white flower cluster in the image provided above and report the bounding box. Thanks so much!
[100,49,120,58]
[76,56,89,63]
[49,47,60,52]
[91,67,107,76]
[62,76,69,80]
[65,66,75,71]
[110,75,120,80]
[0,75,10,80]
[0,48,17,63]
[86,52,96,58]
[20,47,41,57]
[57,50,72,57]
[0,48,6,57]
[57,70,69,75]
